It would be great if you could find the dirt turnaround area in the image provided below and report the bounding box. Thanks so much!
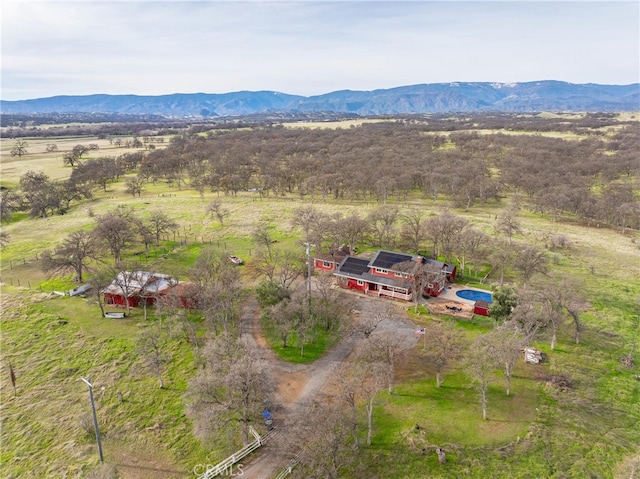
[426,299,474,319]
[237,293,420,479]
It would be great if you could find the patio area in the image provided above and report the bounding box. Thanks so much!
[423,283,493,319]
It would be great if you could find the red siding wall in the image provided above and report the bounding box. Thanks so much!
[314,259,335,271]
[424,278,446,297]
[347,278,367,293]
[104,293,139,308]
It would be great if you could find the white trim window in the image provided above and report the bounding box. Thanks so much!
[357,280,365,286]
[374,268,388,274]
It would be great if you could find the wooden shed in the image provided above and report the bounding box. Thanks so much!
[474,300,490,317]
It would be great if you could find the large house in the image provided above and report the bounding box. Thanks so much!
[332,250,456,302]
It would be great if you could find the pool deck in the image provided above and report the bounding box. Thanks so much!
[435,283,493,306]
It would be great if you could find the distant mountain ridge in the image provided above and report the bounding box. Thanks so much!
[2,81,638,116]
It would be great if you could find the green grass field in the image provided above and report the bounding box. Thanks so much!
[261,316,339,364]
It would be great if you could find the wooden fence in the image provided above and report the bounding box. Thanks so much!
[198,426,277,479]
[273,455,301,479]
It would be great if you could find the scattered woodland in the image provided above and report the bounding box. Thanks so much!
[0,112,639,479]
[3,113,638,230]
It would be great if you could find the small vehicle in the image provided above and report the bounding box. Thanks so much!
[229,255,244,265]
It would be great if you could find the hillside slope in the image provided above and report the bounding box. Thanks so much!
[2,81,638,116]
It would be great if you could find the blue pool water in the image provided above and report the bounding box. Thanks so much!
[455,289,493,303]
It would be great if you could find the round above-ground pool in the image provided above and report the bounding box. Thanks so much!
[455,289,493,303]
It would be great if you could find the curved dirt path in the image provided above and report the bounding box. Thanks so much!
[237,293,419,479]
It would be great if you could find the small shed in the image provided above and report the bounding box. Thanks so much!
[524,347,545,364]
[474,300,490,317]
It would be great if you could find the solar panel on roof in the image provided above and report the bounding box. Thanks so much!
[371,250,413,269]
[338,257,370,276]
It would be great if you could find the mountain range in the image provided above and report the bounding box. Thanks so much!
[2,81,638,117]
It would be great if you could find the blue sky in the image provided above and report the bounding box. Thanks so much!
[1,1,638,100]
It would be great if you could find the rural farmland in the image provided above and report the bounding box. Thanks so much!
[1,112,639,479]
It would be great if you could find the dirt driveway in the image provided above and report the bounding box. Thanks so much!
[237,293,419,479]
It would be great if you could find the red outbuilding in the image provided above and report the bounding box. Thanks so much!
[102,271,176,309]
[474,300,490,317]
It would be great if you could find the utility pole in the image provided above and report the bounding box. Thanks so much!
[303,242,315,313]
[80,377,104,463]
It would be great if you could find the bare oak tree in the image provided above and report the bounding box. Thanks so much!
[352,303,393,339]
[486,324,527,396]
[252,223,277,260]
[514,243,548,289]
[93,210,135,264]
[291,205,322,244]
[368,207,400,249]
[399,209,428,253]
[40,230,99,282]
[367,330,409,395]
[426,211,468,260]
[0,189,21,222]
[147,210,178,245]
[455,227,488,278]
[189,248,241,333]
[267,290,307,348]
[464,335,496,420]
[207,198,230,226]
[137,322,171,389]
[495,205,522,244]
[290,399,356,479]
[489,239,516,286]
[10,139,28,157]
[89,265,118,318]
[186,332,275,445]
[422,320,465,388]
[124,175,146,197]
[63,144,89,167]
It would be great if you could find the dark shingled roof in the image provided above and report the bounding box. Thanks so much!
[314,251,348,263]
[424,258,456,273]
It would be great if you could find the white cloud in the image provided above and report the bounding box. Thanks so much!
[1,0,638,100]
